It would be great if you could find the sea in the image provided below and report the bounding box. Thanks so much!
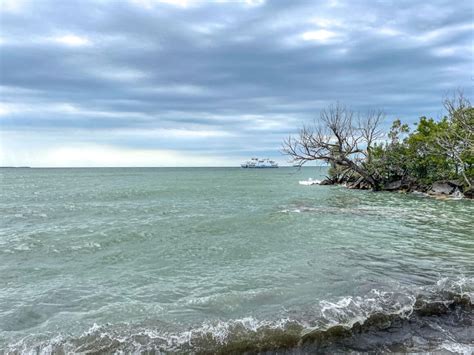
[0,167,472,354]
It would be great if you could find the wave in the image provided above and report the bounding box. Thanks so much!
[298,179,322,186]
[4,277,473,354]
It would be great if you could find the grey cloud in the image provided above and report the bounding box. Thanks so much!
[0,0,472,164]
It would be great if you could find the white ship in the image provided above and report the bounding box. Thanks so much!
[241,158,278,168]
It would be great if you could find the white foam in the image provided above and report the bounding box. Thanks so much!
[451,187,464,200]
[439,341,474,355]
[299,178,322,186]
[5,277,472,354]
[317,289,416,330]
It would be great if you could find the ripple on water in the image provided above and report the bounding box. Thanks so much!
[1,168,473,353]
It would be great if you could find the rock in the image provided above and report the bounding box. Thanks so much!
[359,181,371,190]
[319,179,333,185]
[463,188,474,199]
[429,181,456,195]
[408,183,429,193]
[447,180,463,188]
[384,180,402,191]
[451,187,464,199]
[415,300,449,316]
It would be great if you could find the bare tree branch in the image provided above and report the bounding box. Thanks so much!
[282,103,385,189]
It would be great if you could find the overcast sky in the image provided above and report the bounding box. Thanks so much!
[0,0,472,167]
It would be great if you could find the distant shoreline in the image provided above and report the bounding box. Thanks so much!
[0,166,32,169]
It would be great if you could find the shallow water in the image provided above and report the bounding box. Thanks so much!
[0,167,473,353]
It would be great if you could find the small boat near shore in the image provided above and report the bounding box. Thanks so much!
[241,158,278,168]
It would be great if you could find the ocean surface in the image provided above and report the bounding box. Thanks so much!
[0,167,473,354]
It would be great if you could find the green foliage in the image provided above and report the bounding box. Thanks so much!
[388,119,409,144]
[404,117,454,184]
[324,95,473,190]
[370,105,473,188]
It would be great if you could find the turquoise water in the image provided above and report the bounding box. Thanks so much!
[0,167,473,353]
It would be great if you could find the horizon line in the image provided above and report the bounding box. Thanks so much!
[0,165,328,169]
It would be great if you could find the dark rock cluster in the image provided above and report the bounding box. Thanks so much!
[317,177,471,199]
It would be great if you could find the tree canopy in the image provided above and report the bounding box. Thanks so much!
[283,92,474,192]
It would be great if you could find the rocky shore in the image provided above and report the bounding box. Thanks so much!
[319,177,473,199]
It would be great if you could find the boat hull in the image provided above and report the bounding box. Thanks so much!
[240,158,278,168]
[241,166,278,168]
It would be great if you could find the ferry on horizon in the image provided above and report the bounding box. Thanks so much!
[241,158,278,168]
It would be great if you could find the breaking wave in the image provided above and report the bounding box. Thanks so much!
[4,277,473,354]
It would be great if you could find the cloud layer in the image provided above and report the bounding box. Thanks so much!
[1,0,472,166]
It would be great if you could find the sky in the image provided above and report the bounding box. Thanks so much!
[0,0,472,167]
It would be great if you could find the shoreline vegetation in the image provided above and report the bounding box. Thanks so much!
[284,91,474,199]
